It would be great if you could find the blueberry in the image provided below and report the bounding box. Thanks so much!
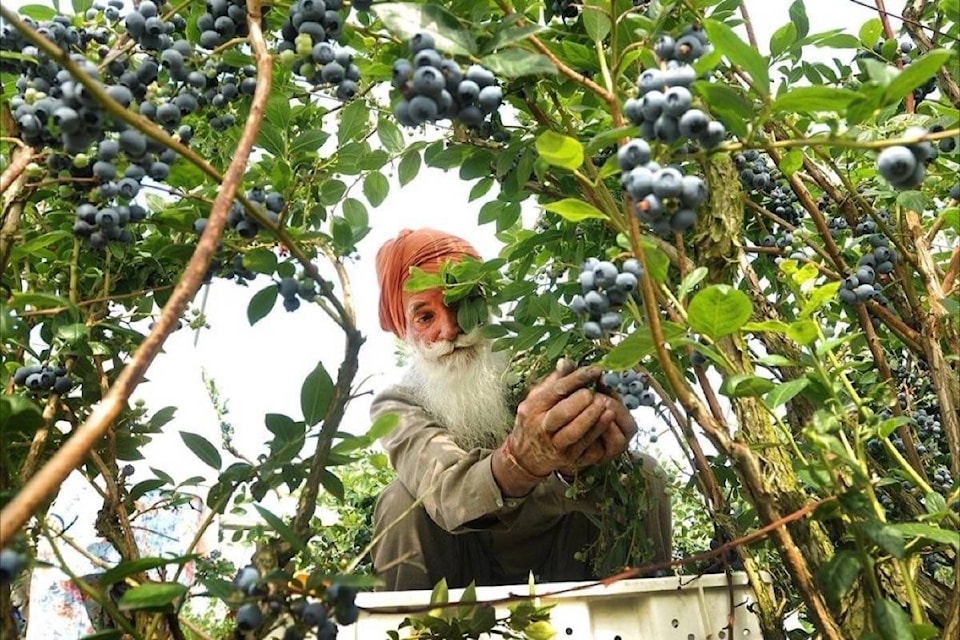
[583,321,603,340]
[236,603,262,631]
[622,393,640,410]
[593,261,618,287]
[301,601,327,627]
[652,167,684,199]
[876,145,918,185]
[621,258,643,277]
[233,565,260,593]
[0,550,26,584]
[584,290,609,314]
[569,294,587,315]
[637,68,665,94]
[617,139,652,171]
[638,390,656,406]
[678,109,709,139]
[599,311,621,331]
[662,86,693,117]
[410,32,436,54]
[615,271,638,293]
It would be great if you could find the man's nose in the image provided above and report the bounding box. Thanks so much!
[438,307,461,342]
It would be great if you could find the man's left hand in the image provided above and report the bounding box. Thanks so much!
[559,392,637,475]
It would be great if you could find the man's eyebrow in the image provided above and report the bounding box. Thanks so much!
[408,301,429,314]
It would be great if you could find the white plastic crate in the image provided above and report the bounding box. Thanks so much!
[341,571,769,639]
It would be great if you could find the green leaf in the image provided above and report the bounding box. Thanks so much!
[366,412,400,441]
[677,267,708,300]
[535,131,584,170]
[638,237,670,283]
[771,86,858,113]
[721,374,776,398]
[256,122,286,157]
[602,322,686,370]
[889,522,959,549]
[320,469,345,501]
[247,285,278,326]
[801,281,841,318]
[861,521,906,559]
[19,5,57,21]
[788,0,809,39]
[883,49,955,104]
[320,179,347,206]
[372,3,476,56]
[540,198,607,222]
[9,292,77,313]
[430,578,450,605]
[787,320,819,346]
[480,50,556,78]
[100,556,196,588]
[56,323,88,343]
[817,550,862,610]
[896,189,926,214]
[363,172,390,207]
[871,599,913,640]
[179,432,222,470]
[301,360,334,427]
[117,582,187,611]
[704,19,769,96]
[765,378,810,409]
[687,285,753,339]
[859,18,883,48]
[377,117,405,154]
[582,0,611,42]
[468,177,494,202]
[290,129,329,158]
[253,504,308,555]
[938,206,959,233]
[343,198,368,232]
[398,149,421,186]
[0,396,43,432]
[338,100,370,143]
[770,22,798,57]
[780,149,804,176]
[243,248,278,274]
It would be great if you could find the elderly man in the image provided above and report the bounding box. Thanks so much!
[370,228,671,590]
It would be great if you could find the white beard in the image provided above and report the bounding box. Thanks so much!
[404,333,514,451]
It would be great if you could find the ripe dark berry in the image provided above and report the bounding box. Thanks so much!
[0,549,26,585]
[877,145,919,186]
[235,603,262,631]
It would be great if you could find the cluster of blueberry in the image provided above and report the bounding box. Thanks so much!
[278,0,360,100]
[569,257,642,339]
[392,33,503,128]
[12,363,73,395]
[601,369,656,411]
[2,2,267,249]
[278,276,318,312]
[837,243,897,307]
[193,0,254,51]
[73,200,149,250]
[876,126,937,189]
[194,188,283,240]
[231,565,357,639]
[623,26,726,148]
[734,150,801,226]
[619,138,709,236]
[732,150,803,254]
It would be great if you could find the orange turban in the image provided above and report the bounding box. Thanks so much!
[376,228,481,338]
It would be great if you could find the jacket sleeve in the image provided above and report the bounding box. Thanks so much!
[372,384,605,533]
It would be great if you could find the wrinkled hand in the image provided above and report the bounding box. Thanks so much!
[508,359,635,477]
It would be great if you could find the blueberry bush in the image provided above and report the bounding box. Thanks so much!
[1,1,958,639]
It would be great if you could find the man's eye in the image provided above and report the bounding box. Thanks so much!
[416,313,433,324]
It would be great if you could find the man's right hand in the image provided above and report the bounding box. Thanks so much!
[507,358,619,474]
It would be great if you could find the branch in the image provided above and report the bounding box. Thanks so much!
[492,0,618,108]
[0,1,273,548]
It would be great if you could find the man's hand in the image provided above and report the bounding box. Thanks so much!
[510,358,631,475]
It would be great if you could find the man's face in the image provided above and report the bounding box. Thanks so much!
[403,287,460,347]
